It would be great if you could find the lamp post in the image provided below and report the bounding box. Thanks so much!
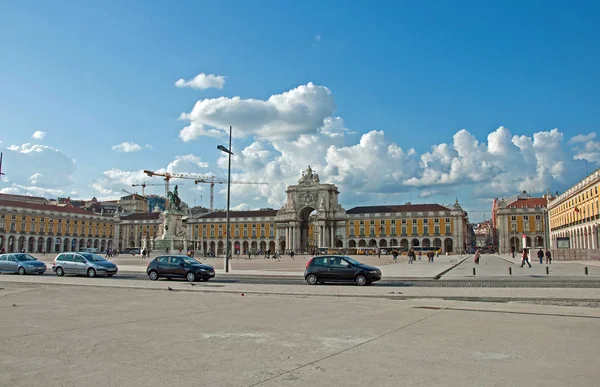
[218,126,233,272]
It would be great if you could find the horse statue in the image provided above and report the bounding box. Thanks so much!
[167,185,182,211]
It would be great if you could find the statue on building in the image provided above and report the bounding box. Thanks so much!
[298,166,320,185]
[167,185,182,211]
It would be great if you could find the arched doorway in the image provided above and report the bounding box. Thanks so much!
[534,236,544,248]
[100,240,106,252]
[390,239,398,247]
[260,241,267,251]
[336,239,343,248]
[400,239,409,251]
[18,236,25,252]
[46,238,53,253]
[433,238,442,250]
[87,239,93,248]
[510,236,520,251]
[63,238,70,252]
[217,241,224,254]
[251,241,257,250]
[37,237,44,252]
[54,238,60,253]
[411,238,420,248]
[444,238,453,253]
[28,236,35,252]
[525,236,532,248]
[349,240,356,248]
[8,236,15,252]
[234,241,241,253]
[129,240,135,248]
[108,240,113,250]
[209,241,216,253]
[369,239,377,247]
[422,238,431,248]
[379,239,387,248]
[279,240,286,252]
[298,206,318,251]
[80,239,85,250]
[269,241,276,253]
[94,240,99,249]
[0,235,4,252]
[242,241,249,252]
[358,239,366,247]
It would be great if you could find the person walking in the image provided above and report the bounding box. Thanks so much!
[545,249,552,264]
[392,250,398,263]
[537,248,544,264]
[520,248,532,268]
[474,249,480,264]
[417,251,422,260]
[408,249,415,264]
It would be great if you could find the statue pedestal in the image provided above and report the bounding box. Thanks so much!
[152,210,187,253]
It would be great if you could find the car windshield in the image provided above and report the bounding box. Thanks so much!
[343,256,361,266]
[182,257,201,265]
[81,253,106,262]
[15,254,37,261]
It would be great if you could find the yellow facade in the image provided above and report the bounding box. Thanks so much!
[1,213,113,238]
[346,217,454,237]
[549,183,599,229]
[504,214,545,234]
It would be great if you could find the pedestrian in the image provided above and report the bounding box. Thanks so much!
[418,251,422,260]
[378,249,381,259]
[537,248,544,264]
[520,248,532,268]
[545,249,552,264]
[392,250,398,263]
[291,251,295,260]
[474,249,480,264]
[408,249,415,264]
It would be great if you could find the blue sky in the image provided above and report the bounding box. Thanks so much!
[1,0,599,221]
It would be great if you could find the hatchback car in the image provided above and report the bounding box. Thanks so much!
[146,255,215,282]
[304,255,381,286]
[52,252,118,278]
[0,253,47,275]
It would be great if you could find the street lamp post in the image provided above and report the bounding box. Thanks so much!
[218,126,233,273]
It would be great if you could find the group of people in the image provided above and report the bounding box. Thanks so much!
[519,248,552,268]
[402,249,438,264]
[104,248,118,258]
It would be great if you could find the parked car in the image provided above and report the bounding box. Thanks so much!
[0,253,47,275]
[52,252,118,278]
[304,255,381,286]
[146,255,215,282]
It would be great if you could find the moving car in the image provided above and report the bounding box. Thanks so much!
[146,255,215,282]
[0,253,47,275]
[52,252,118,278]
[304,255,381,286]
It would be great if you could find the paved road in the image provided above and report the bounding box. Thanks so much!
[1,284,599,387]
[5,270,600,288]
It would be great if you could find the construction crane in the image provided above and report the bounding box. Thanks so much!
[0,152,5,181]
[194,176,268,211]
[121,188,136,196]
[143,170,216,210]
[132,182,184,196]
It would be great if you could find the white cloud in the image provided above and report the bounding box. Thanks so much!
[178,82,336,142]
[165,154,209,173]
[112,142,142,153]
[32,131,46,140]
[231,203,250,211]
[145,144,153,150]
[568,133,596,144]
[175,72,226,90]
[0,143,76,198]
[315,34,321,41]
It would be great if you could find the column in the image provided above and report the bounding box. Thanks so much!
[330,224,335,248]
[286,227,290,250]
[319,225,323,248]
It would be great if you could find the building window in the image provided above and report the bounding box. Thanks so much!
[423,225,429,235]
[210,230,215,238]
[445,224,451,234]
[252,224,257,228]
[391,220,396,224]
[434,218,439,223]
[21,216,26,221]
[535,215,541,220]
[523,215,529,221]
[11,214,16,220]
[359,227,365,236]
[370,220,375,225]
[30,223,35,233]
[20,222,26,232]
[391,226,396,235]
[412,225,417,235]
[401,226,407,235]
[370,227,375,236]
[10,222,16,232]
[350,221,355,226]
[269,229,274,238]
[243,230,248,238]
[445,218,450,223]
[252,230,257,237]
[511,216,516,221]
[359,220,364,225]
[412,219,417,223]
[261,224,265,228]
[536,223,542,232]
[434,225,440,235]
[401,219,406,224]
[380,220,385,225]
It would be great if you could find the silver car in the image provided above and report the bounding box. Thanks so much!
[0,253,47,275]
[52,252,118,278]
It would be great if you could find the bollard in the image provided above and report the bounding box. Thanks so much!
[509,267,512,275]
[473,267,476,276]
[546,266,549,275]
[585,267,589,275]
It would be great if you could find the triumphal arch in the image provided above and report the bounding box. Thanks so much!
[276,166,347,252]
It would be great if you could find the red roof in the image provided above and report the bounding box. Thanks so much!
[0,199,104,216]
[506,198,547,209]
[201,210,279,219]
[121,213,161,220]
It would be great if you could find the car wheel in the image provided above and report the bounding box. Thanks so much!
[355,274,367,286]
[56,267,64,277]
[18,267,26,275]
[148,270,159,281]
[186,272,196,282]
[306,274,318,285]
[87,268,97,278]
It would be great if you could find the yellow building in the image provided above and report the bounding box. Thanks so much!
[548,169,600,250]
[494,191,548,253]
[0,194,117,253]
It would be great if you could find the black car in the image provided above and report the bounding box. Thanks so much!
[304,255,381,286]
[147,255,215,282]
